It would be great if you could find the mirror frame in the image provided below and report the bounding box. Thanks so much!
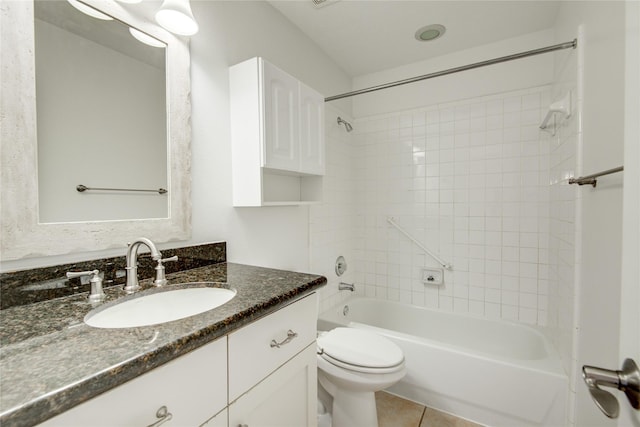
[0,0,192,261]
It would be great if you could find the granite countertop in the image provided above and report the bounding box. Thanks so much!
[0,262,326,427]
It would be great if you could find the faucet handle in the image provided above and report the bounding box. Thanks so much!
[160,255,178,264]
[154,256,178,287]
[66,269,105,302]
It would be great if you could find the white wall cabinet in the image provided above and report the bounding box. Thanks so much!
[230,57,325,206]
[37,293,319,427]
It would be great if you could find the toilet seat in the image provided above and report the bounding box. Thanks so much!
[317,328,404,374]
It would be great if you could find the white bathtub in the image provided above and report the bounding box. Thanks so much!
[318,297,568,427]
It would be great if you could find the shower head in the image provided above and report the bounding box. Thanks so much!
[337,116,353,132]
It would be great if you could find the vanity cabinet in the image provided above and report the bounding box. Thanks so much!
[36,293,319,427]
[230,57,325,206]
[38,337,228,427]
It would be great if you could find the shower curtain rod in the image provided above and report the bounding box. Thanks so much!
[325,39,577,102]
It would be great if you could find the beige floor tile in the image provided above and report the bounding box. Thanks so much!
[376,391,425,427]
[419,407,484,427]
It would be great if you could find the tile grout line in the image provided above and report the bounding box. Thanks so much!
[417,406,427,427]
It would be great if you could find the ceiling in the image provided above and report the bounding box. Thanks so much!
[268,0,561,77]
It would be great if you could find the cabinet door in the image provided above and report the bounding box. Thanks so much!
[262,61,299,172]
[201,408,227,427]
[299,83,325,175]
[38,338,227,427]
[228,344,317,427]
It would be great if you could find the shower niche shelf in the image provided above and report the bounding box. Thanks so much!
[230,57,325,206]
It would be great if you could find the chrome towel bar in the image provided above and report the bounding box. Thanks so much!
[76,184,168,194]
[569,166,624,187]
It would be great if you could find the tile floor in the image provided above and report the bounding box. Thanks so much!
[376,392,484,427]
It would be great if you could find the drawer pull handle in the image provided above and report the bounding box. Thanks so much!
[270,330,298,348]
[147,405,172,427]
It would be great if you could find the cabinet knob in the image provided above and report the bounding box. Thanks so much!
[147,405,173,427]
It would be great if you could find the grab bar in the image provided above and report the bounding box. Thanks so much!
[386,217,453,270]
[569,166,623,187]
[76,184,168,194]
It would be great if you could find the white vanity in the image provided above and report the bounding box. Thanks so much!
[37,293,318,427]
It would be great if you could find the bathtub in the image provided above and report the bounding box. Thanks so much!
[318,297,568,427]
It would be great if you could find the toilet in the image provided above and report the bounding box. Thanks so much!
[316,327,406,427]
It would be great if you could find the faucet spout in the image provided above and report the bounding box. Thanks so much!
[124,237,162,293]
[339,282,355,292]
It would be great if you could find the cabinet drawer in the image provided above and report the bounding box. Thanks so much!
[228,293,317,401]
[38,337,227,427]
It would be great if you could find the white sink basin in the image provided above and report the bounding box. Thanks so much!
[85,285,236,328]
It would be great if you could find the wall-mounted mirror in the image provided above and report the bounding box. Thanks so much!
[0,0,192,261]
[35,0,168,222]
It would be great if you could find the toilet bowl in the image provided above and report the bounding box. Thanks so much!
[317,327,406,427]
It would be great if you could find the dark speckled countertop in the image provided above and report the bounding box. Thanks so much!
[0,262,326,427]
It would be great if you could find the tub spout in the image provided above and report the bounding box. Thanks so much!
[339,282,355,292]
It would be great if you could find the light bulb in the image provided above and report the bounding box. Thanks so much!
[155,0,199,36]
[67,0,113,20]
[129,28,166,48]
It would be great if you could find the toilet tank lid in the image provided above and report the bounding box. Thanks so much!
[317,327,404,368]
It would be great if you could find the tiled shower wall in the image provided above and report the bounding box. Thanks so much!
[351,86,554,325]
[310,104,356,313]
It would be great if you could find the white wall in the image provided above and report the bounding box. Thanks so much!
[187,0,350,272]
[553,2,627,426]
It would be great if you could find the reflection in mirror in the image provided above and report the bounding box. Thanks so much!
[34,0,168,223]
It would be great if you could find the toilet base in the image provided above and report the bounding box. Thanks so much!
[319,374,379,427]
[331,388,378,427]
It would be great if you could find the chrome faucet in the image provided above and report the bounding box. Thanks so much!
[124,238,162,293]
[339,282,355,292]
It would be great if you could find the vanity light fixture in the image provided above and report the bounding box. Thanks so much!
[67,0,113,20]
[155,0,199,36]
[129,27,166,48]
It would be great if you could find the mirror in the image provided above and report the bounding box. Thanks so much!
[35,0,168,222]
[0,0,192,261]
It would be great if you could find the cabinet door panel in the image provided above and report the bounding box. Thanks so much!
[263,62,299,172]
[299,83,325,175]
[38,338,227,427]
[228,293,317,401]
[229,344,317,427]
